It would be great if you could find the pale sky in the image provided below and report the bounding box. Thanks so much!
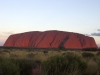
[0,0,100,46]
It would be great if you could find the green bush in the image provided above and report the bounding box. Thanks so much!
[1,50,10,53]
[10,54,18,58]
[96,52,100,56]
[82,52,94,58]
[0,57,40,75]
[16,59,35,75]
[16,59,41,75]
[82,48,97,51]
[27,53,34,58]
[43,51,48,54]
[0,57,20,75]
[83,62,98,75]
[41,54,87,75]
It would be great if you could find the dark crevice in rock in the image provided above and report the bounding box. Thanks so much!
[50,32,59,47]
[36,33,47,47]
[30,33,41,47]
[58,34,70,49]
[13,34,24,47]
[28,33,38,47]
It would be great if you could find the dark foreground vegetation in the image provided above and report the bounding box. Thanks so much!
[0,47,100,75]
[0,52,100,75]
[42,54,87,75]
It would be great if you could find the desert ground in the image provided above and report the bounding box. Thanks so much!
[0,47,100,75]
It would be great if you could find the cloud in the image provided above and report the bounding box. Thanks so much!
[0,31,14,35]
[84,34,90,36]
[0,31,14,45]
[90,29,100,36]
[0,42,3,46]
[91,33,100,36]
[97,29,100,31]
[97,44,100,48]
[0,31,14,39]
[0,31,14,46]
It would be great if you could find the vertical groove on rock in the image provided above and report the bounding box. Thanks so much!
[30,32,41,47]
[13,34,23,46]
[11,36,15,46]
[77,35,85,48]
[28,35,34,47]
[36,33,46,47]
[49,32,59,47]
[58,34,70,48]
[31,32,42,47]
[28,32,38,47]
[89,37,93,47]
[16,33,25,47]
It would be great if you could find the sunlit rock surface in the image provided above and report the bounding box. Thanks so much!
[4,30,98,49]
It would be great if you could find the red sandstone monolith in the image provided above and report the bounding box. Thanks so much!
[4,30,98,49]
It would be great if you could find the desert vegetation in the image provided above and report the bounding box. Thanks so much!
[0,47,100,75]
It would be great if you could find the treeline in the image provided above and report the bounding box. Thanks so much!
[0,46,100,51]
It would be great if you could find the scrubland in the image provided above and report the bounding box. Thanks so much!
[0,48,100,75]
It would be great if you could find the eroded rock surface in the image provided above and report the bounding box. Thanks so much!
[4,30,98,49]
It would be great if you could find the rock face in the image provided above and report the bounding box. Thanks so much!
[4,30,98,49]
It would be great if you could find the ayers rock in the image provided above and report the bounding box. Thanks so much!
[4,30,98,49]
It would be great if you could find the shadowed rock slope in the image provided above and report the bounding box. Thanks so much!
[4,30,98,49]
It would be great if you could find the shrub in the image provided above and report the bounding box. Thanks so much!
[43,51,48,54]
[82,52,94,58]
[96,52,100,56]
[41,54,87,75]
[82,48,97,51]
[16,59,39,75]
[0,58,40,75]
[10,54,18,58]
[59,46,65,50]
[98,48,100,51]
[0,57,20,75]
[27,53,34,58]
[83,61,98,75]
[1,50,10,53]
